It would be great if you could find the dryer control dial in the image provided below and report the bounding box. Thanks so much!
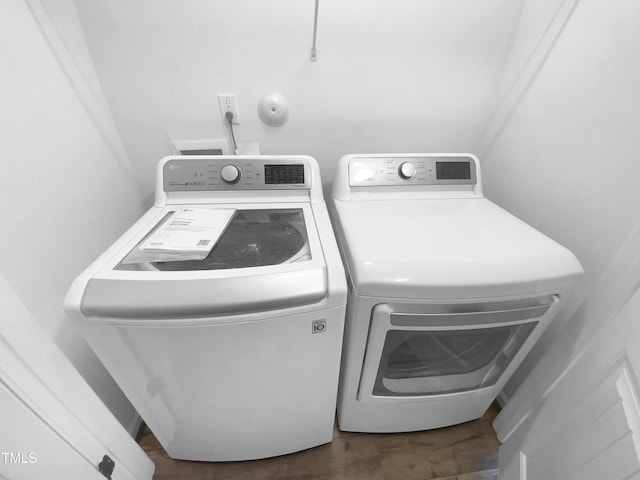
[220,164,241,184]
[398,162,417,180]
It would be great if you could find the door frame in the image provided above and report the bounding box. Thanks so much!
[0,274,154,480]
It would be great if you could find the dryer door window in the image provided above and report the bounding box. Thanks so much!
[357,296,559,399]
[373,324,535,396]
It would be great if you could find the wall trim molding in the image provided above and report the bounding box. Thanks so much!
[480,0,581,160]
[24,0,138,184]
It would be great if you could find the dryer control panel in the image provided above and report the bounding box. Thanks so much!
[162,157,311,192]
[348,156,477,187]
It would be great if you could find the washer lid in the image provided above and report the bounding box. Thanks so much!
[116,208,312,271]
[332,198,583,299]
[78,204,328,319]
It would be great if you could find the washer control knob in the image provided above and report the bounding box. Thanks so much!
[398,162,417,180]
[220,164,241,184]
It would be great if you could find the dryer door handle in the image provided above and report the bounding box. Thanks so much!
[389,298,557,328]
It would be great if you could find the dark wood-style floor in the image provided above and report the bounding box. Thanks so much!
[137,404,500,480]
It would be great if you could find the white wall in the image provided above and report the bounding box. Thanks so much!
[74,0,524,204]
[0,0,144,432]
[480,0,640,402]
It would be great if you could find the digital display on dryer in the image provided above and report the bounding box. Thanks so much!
[264,164,305,184]
[436,161,471,180]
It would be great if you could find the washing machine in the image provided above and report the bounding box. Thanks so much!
[330,153,583,433]
[64,155,346,461]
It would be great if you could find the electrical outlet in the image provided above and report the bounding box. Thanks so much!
[218,94,240,125]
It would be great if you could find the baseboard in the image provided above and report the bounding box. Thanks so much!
[496,390,510,409]
[128,413,144,438]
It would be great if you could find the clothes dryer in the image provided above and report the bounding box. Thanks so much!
[65,155,346,461]
[330,153,583,432]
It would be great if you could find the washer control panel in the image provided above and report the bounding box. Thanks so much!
[163,158,310,192]
[348,156,477,187]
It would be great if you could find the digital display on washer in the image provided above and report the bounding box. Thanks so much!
[436,161,471,180]
[264,164,305,184]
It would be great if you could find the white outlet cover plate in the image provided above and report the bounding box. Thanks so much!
[218,94,240,124]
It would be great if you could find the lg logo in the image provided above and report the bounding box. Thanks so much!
[312,319,326,334]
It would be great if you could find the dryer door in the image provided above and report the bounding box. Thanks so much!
[358,296,559,401]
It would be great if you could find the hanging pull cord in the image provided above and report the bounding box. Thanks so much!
[311,0,319,61]
[225,111,239,154]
